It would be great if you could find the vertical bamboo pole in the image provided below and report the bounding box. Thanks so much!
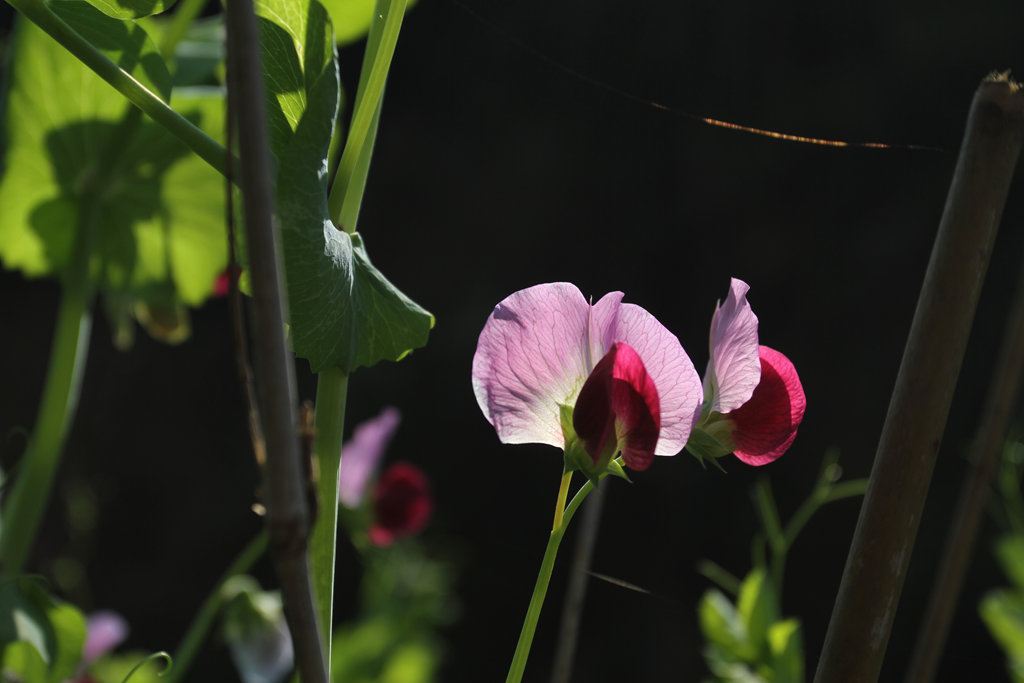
[813,74,1024,683]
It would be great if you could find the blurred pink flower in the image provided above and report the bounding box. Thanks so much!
[472,283,702,472]
[368,463,433,546]
[338,407,401,507]
[65,610,129,682]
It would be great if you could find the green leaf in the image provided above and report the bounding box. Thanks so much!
[699,589,747,658]
[737,568,777,661]
[766,619,803,683]
[0,578,86,682]
[982,589,1024,683]
[258,0,432,372]
[0,9,227,309]
[318,0,374,46]
[2,639,49,682]
[80,0,175,20]
[997,535,1024,591]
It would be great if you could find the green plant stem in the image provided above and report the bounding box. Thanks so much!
[157,0,208,59]
[308,367,349,661]
[783,479,868,550]
[0,105,145,573]
[3,0,234,178]
[166,532,269,683]
[0,213,94,574]
[326,0,406,230]
[754,479,786,597]
[506,471,598,683]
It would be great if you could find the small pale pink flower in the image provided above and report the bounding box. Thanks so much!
[689,278,806,466]
[472,283,702,473]
[338,407,402,508]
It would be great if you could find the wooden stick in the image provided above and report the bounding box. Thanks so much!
[224,0,327,679]
[813,74,1024,683]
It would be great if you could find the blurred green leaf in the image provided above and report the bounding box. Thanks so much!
[1,639,49,681]
[0,7,227,311]
[80,0,174,20]
[997,535,1024,591]
[257,0,432,372]
[88,651,167,683]
[766,619,803,683]
[319,0,374,45]
[737,569,777,662]
[0,578,86,682]
[699,589,748,659]
[981,588,1024,682]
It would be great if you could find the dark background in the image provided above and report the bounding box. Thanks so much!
[3,0,1024,680]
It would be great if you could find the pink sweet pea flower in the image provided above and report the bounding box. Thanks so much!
[472,283,702,475]
[368,462,433,546]
[689,278,806,466]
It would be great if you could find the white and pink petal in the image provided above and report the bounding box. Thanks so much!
[707,278,761,415]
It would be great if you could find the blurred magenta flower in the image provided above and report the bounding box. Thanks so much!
[472,283,702,473]
[338,409,433,546]
[338,407,402,507]
[368,462,433,546]
[690,278,806,465]
[65,610,129,682]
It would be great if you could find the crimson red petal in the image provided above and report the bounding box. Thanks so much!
[728,346,805,466]
[369,463,433,546]
[573,343,660,471]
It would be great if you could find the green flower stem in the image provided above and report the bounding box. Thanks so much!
[326,0,406,230]
[3,0,235,178]
[166,531,269,683]
[754,479,787,598]
[506,471,600,683]
[0,105,146,573]
[308,367,349,661]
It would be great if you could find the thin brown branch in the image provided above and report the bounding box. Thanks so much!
[813,74,1024,683]
[224,0,327,679]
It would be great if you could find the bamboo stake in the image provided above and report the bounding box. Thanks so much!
[813,73,1024,683]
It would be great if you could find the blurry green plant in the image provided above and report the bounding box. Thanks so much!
[697,452,867,683]
[979,439,1024,682]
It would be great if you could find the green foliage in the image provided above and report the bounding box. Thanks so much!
[257,0,432,372]
[319,0,375,45]
[331,543,455,682]
[0,578,87,682]
[0,2,227,314]
[87,652,169,683]
[82,0,175,21]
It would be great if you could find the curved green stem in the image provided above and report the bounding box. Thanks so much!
[0,108,146,572]
[3,0,234,178]
[156,0,207,60]
[166,532,269,683]
[308,368,349,663]
[506,471,600,683]
[327,0,406,230]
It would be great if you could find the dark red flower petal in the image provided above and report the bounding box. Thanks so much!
[369,463,432,546]
[727,345,805,466]
[573,342,660,471]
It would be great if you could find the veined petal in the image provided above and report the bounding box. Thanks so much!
[338,407,401,507]
[729,346,806,466]
[706,278,761,415]
[573,343,660,470]
[592,293,701,455]
[472,283,593,448]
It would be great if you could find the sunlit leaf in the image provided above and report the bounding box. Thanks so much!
[318,0,374,45]
[737,568,777,661]
[256,0,432,372]
[0,578,86,682]
[982,588,1024,682]
[0,8,227,310]
[766,619,803,683]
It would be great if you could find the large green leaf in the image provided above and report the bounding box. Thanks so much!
[737,568,777,662]
[0,6,227,307]
[318,0,374,45]
[257,0,432,372]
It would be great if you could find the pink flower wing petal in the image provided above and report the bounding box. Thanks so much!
[730,346,806,465]
[573,343,661,470]
[707,278,761,415]
[592,294,701,455]
[338,407,401,507]
[608,343,661,471]
[472,283,593,447]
